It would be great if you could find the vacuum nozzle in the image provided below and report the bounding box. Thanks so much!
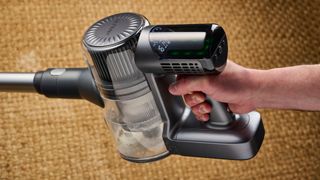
[0,68,104,107]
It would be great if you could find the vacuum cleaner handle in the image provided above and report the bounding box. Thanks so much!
[0,68,104,107]
[135,24,235,126]
[206,98,234,126]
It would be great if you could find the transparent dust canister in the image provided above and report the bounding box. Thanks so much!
[81,12,169,162]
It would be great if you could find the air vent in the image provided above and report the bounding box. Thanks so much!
[160,62,202,74]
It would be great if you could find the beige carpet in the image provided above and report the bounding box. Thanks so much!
[0,0,319,179]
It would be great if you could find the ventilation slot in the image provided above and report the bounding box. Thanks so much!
[160,62,201,74]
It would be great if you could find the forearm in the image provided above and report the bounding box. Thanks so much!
[251,64,320,111]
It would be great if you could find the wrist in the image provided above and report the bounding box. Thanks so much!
[246,68,268,109]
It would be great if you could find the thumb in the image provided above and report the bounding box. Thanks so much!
[168,75,213,95]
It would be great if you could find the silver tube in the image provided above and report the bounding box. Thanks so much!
[0,72,36,92]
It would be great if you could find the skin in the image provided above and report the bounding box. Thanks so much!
[168,60,320,121]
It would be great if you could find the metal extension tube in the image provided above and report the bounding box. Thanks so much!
[0,72,36,92]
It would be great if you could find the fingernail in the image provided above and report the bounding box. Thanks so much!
[199,105,208,114]
[192,95,202,103]
[168,83,177,94]
[201,115,209,121]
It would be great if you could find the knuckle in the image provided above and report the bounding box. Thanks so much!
[203,103,212,112]
[200,77,211,92]
[175,78,189,94]
[191,106,201,115]
[179,78,189,88]
[191,94,204,105]
[228,104,250,114]
[198,92,206,101]
[184,95,193,106]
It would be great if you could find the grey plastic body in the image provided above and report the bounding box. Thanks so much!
[135,25,265,159]
[135,25,234,127]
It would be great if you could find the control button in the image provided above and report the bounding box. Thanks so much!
[213,54,218,60]
[50,68,66,76]
[218,46,223,55]
[212,54,218,65]
[221,40,225,46]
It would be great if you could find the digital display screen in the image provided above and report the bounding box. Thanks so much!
[149,25,215,59]
[167,37,212,58]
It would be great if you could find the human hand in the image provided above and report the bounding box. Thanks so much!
[168,60,260,121]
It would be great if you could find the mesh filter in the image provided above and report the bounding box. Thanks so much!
[106,38,143,83]
[87,37,144,85]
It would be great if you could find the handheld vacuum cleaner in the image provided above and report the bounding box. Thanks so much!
[0,13,264,163]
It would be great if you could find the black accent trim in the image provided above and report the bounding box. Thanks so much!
[33,68,104,108]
